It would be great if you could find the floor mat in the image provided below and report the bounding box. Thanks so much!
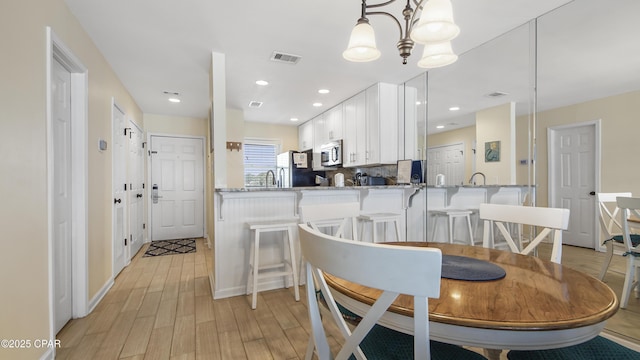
[143,239,196,257]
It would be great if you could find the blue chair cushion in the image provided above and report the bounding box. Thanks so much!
[507,336,640,360]
[606,234,640,247]
[352,323,487,360]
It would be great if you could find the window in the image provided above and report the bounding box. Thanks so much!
[243,139,280,187]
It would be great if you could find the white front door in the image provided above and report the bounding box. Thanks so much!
[128,120,144,257]
[52,58,72,333]
[112,103,128,275]
[150,136,204,240]
[427,143,465,186]
[548,122,597,248]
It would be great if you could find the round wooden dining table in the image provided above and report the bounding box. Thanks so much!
[324,242,619,357]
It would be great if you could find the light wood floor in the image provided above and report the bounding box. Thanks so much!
[55,239,640,359]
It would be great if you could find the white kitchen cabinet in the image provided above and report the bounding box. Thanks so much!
[325,103,343,141]
[312,114,326,170]
[343,91,366,167]
[367,82,399,165]
[403,75,427,160]
[343,83,398,167]
[298,120,313,151]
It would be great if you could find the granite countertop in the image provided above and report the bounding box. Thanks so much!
[215,184,422,192]
[425,184,534,188]
[215,184,534,192]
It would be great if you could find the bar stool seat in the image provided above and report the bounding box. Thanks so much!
[246,218,300,309]
[359,213,403,243]
[430,209,474,245]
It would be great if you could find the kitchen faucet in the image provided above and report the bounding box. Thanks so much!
[265,170,276,188]
[469,172,486,186]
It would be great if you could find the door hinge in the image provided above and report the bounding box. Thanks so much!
[124,127,131,136]
[124,237,128,246]
[143,223,146,229]
[124,183,127,191]
[142,142,146,148]
[142,183,145,189]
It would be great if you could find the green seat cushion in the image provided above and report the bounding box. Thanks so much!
[607,234,640,247]
[350,324,486,360]
[507,336,640,360]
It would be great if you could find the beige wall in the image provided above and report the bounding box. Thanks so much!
[476,102,515,184]
[535,89,640,206]
[223,108,299,188]
[0,0,142,358]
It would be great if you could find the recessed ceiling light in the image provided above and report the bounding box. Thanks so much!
[168,98,181,103]
[313,102,323,107]
[436,125,445,129]
[256,80,269,86]
[290,117,299,122]
[416,101,422,105]
[318,89,330,94]
[449,106,460,111]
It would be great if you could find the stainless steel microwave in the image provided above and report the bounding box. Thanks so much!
[320,140,342,167]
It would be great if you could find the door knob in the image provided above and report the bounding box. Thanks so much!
[114,198,121,204]
[136,194,143,198]
[589,191,596,196]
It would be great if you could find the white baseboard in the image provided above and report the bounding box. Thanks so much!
[213,278,300,299]
[88,277,114,313]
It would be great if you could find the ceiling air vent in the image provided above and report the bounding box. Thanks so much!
[487,91,508,97]
[270,51,302,64]
[248,101,263,108]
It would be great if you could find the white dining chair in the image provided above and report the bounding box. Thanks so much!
[596,192,635,281]
[297,224,486,360]
[489,187,524,246]
[480,204,570,264]
[299,202,360,240]
[615,196,640,309]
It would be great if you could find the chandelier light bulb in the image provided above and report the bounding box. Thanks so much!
[411,0,460,44]
[343,19,381,62]
[417,41,458,69]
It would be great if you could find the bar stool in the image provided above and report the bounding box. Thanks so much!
[359,213,403,243]
[246,219,300,309]
[430,209,474,245]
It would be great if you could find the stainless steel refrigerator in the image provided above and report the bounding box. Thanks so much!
[276,150,326,187]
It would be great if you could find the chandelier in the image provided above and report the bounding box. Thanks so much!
[343,0,460,68]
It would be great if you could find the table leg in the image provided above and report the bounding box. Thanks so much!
[483,348,502,360]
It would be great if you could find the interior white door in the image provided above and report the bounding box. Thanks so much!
[128,120,144,257]
[112,103,128,275]
[150,136,204,240]
[548,123,596,248]
[52,58,73,333]
[427,143,465,186]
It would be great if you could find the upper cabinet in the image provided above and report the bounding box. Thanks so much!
[325,104,343,142]
[298,120,313,151]
[403,73,427,161]
[299,82,398,169]
[343,83,398,167]
[343,91,366,167]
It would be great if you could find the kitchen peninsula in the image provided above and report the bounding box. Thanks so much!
[211,184,532,299]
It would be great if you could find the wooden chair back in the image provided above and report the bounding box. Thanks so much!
[299,202,360,240]
[480,203,570,264]
[298,223,442,359]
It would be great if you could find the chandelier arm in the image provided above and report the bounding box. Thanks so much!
[365,0,399,9]
[408,0,426,31]
[366,10,404,39]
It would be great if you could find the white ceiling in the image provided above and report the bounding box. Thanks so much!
[63,0,640,131]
